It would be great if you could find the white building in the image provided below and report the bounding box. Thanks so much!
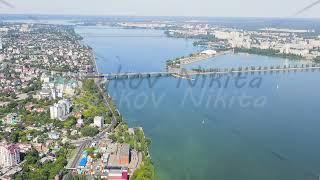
[50,99,71,120]
[0,142,20,167]
[40,74,51,83]
[38,88,51,99]
[200,50,217,56]
[48,131,60,140]
[77,118,84,127]
[0,38,2,50]
[93,116,104,128]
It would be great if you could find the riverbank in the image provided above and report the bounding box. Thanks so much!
[85,35,158,179]
[234,47,308,61]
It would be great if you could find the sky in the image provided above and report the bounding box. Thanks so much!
[0,0,320,18]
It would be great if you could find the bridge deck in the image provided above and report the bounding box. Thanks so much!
[85,64,320,79]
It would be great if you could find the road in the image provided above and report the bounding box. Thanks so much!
[67,78,118,170]
[95,78,118,133]
[69,140,90,169]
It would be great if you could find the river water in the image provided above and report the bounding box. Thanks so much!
[76,26,320,180]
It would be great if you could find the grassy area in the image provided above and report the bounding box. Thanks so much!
[132,157,158,180]
[73,79,123,125]
[73,79,112,123]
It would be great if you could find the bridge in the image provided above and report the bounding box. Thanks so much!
[86,71,173,79]
[83,63,320,80]
[79,33,165,38]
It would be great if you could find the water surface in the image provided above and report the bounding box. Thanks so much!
[77,26,320,180]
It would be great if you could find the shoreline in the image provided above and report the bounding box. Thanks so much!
[82,32,157,179]
[179,54,215,65]
[233,47,312,61]
[166,50,233,68]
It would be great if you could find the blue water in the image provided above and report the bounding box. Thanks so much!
[76,26,320,180]
[76,26,200,73]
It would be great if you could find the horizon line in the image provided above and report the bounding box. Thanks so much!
[0,13,320,20]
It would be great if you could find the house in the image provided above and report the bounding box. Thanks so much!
[77,119,84,128]
[2,113,20,125]
[48,131,60,140]
[32,143,49,155]
[17,144,32,153]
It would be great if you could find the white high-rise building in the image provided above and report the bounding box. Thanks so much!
[0,142,20,167]
[50,99,71,120]
[93,116,104,128]
[0,38,2,50]
[50,104,62,120]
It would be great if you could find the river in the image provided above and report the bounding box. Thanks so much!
[76,25,320,180]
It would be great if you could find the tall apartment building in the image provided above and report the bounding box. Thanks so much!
[93,116,104,128]
[0,142,20,167]
[0,38,2,50]
[50,99,71,120]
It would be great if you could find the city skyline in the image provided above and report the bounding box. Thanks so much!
[0,0,319,18]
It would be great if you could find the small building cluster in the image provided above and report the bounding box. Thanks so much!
[37,74,81,100]
[76,143,133,180]
[1,113,20,125]
[0,23,92,98]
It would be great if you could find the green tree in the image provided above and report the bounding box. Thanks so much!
[132,158,157,180]
[63,116,76,128]
[108,134,117,142]
[80,126,99,137]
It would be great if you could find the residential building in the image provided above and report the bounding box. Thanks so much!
[2,113,20,125]
[93,116,104,128]
[0,142,20,167]
[0,38,2,50]
[50,99,71,120]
